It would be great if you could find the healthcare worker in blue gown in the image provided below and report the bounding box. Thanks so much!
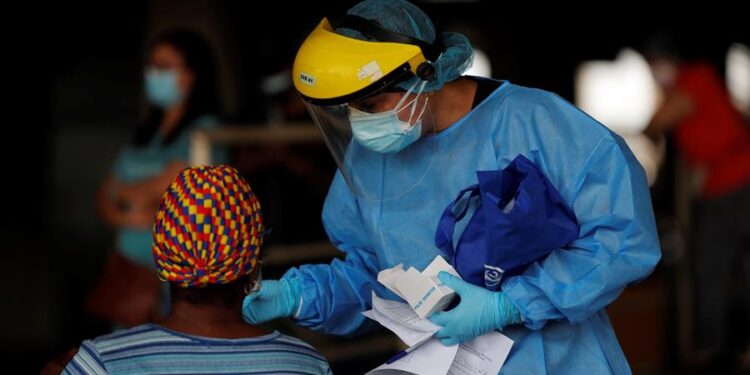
[242,0,662,373]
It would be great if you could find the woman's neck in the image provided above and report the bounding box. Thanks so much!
[159,102,187,137]
[159,299,269,339]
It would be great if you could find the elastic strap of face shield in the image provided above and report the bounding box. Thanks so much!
[395,80,429,125]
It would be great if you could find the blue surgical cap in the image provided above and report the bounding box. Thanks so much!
[337,0,474,92]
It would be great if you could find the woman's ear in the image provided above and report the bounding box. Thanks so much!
[242,273,257,295]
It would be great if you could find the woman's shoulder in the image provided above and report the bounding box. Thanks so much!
[169,113,222,145]
[84,324,172,354]
[272,333,330,363]
[189,113,222,130]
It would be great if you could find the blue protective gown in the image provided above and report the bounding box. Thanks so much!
[284,81,661,374]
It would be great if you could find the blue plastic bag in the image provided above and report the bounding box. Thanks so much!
[435,155,580,290]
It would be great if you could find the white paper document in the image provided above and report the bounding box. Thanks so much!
[364,292,514,375]
[364,292,441,346]
[448,331,514,375]
[366,338,459,375]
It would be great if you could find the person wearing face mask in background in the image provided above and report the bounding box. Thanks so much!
[86,29,228,328]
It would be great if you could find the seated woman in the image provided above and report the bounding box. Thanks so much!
[64,165,331,375]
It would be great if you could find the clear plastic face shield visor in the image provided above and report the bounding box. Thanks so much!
[294,16,443,201]
[303,80,437,201]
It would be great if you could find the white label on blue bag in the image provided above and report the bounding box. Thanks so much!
[484,265,505,290]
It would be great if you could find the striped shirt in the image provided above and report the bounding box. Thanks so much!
[62,324,332,375]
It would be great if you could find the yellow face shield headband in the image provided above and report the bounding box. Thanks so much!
[293,16,440,105]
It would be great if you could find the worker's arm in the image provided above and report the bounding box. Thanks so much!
[643,90,694,142]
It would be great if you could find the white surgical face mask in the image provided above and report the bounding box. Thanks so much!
[144,66,185,109]
[349,80,429,153]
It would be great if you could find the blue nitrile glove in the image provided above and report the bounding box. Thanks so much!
[242,277,301,324]
[429,271,522,346]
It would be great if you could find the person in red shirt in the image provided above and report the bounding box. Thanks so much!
[644,37,750,371]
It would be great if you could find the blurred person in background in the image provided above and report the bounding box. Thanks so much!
[86,29,228,328]
[643,34,750,371]
[62,166,331,375]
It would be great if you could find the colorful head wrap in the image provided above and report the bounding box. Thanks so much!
[152,165,264,288]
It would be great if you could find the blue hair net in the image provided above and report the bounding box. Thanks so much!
[336,0,473,92]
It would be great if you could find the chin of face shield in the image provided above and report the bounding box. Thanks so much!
[349,80,429,153]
